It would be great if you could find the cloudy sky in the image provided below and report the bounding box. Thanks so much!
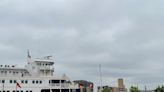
[0,0,164,90]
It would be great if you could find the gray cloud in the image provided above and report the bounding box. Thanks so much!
[0,0,164,90]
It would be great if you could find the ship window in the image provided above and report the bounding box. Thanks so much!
[32,80,35,84]
[25,80,28,84]
[21,80,24,83]
[36,80,38,84]
[40,80,42,84]
[30,91,32,92]
[7,91,9,92]
[1,71,3,73]
[3,91,5,92]
[61,80,65,83]
[2,80,5,83]
[14,80,16,83]
[26,91,28,92]
[17,91,19,92]
[10,80,12,83]
[51,80,60,83]
[13,91,15,92]
[21,91,23,92]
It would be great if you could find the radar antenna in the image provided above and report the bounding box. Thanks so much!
[27,49,31,58]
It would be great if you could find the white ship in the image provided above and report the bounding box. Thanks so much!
[0,53,80,92]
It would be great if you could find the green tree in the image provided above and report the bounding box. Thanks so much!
[102,87,111,92]
[154,86,164,92]
[154,86,161,92]
[161,85,164,92]
[129,86,140,92]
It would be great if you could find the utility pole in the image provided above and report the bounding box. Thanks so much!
[99,64,102,88]
[145,85,147,92]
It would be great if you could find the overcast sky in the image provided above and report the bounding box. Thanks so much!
[0,0,164,90]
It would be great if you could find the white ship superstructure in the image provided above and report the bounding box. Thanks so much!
[0,54,79,92]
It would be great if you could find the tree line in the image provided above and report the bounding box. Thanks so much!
[101,86,164,92]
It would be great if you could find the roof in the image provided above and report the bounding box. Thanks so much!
[74,80,93,85]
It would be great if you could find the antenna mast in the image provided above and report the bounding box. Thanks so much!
[99,64,102,87]
[27,49,31,58]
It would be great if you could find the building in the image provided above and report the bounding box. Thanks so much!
[97,79,127,92]
[74,80,93,92]
[118,79,126,92]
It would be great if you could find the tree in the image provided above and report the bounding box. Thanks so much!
[154,86,161,92]
[102,87,111,92]
[129,86,140,92]
[154,86,164,92]
[161,85,164,92]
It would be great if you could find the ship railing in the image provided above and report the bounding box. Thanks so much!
[39,66,50,69]
[39,66,54,70]
[50,83,69,87]
[50,83,60,86]
[61,83,69,87]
